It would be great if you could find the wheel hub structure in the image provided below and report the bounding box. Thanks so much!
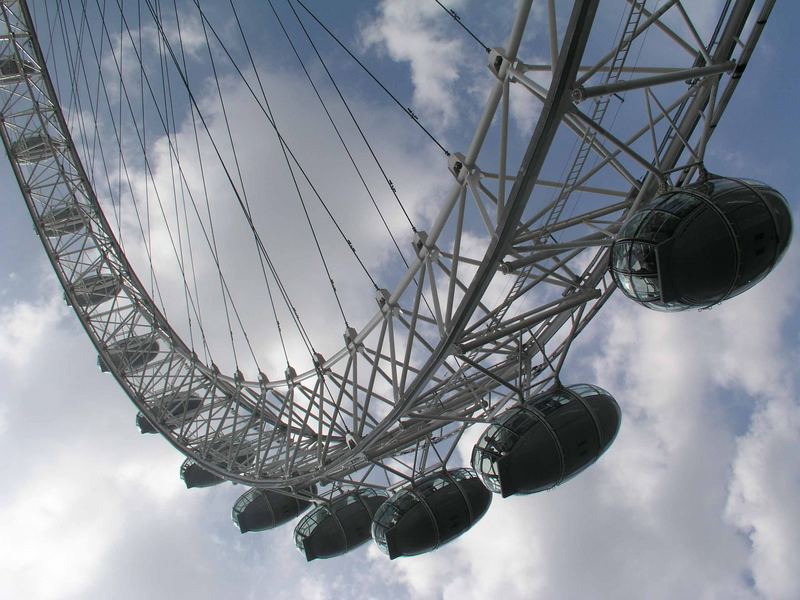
[0,0,775,505]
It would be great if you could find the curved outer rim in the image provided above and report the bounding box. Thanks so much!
[0,0,766,489]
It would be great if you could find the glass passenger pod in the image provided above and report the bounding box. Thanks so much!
[40,202,85,237]
[610,176,793,310]
[10,132,64,163]
[135,411,158,434]
[471,384,621,497]
[0,56,37,82]
[371,468,492,559]
[232,484,317,533]
[69,273,122,307]
[205,438,253,474]
[135,391,203,434]
[180,458,224,489]
[294,489,389,561]
[98,334,160,374]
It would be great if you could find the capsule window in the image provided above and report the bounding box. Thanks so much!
[636,211,679,243]
[450,468,476,482]
[615,272,635,296]
[481,455,498,477]
[498,408,537,435]
[486,426,518,454]
[657,192,700,217]
[294,506,330,548]
[618,210,649,239]
[568,384,595,398]
[630,275,660,301]
[570,383,611,398]
[628,242,657,275]
[392,491,419,513]
[708,177,746,197]
[416,475,449,496]
[612,241,632,271]
[533,391,572,415]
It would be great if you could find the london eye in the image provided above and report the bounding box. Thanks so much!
[0,0,790,562]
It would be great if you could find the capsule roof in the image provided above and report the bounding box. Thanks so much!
[372,468,491,559]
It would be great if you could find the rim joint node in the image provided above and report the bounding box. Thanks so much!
[413,230,429,258]
[343,327,360,353]
[488,47,511,81]
[448,152,469,184]
[258,371,269,391]
[376,288,395,316]
[345,432,359,450]
[284,364,297,384]
[313,352,327,374]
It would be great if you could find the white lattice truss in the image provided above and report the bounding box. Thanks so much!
[0,0,773,501]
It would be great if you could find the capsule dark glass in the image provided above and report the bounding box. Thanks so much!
[70,273,121,307]
[180,459,224,488]
[136,412,158,434]
[610,176,792,310]
[294,489,388,561]
[135,391,203,434]
[232,485,316,533]
[371,468,491,559]
[98,334,159,374]
[40,203,84,237]
[472,384,621,497]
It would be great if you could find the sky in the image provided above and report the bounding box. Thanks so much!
[1,1,799,599]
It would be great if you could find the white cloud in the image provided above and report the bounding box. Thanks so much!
[1,2,797,600]
[372,229,800,599]
[0,289,63,369]
[727,393,800,600]
[359,0,470,132]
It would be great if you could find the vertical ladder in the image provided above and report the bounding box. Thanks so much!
[488,2,645,332]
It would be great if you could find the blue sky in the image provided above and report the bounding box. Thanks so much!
[1,1,799,599]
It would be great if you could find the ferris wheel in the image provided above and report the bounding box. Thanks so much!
[0,0,790,560]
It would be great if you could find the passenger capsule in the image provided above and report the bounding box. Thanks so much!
[40,203,85,237]
[232,485,316,533]
[11,133,63,163]
[371,468,491,559]
[294,489,389,561]
[98,334,159,373]
[70,273,121,307]
[135,391,203,434]
[161,391,203,424]
[0,57,36,81]
[136,411,158,434]
[610,176,793,310]
[180,458,224,488]
[199,437,253,474]
[472,384,621,497]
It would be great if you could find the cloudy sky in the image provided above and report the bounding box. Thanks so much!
[1,1,798,599]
